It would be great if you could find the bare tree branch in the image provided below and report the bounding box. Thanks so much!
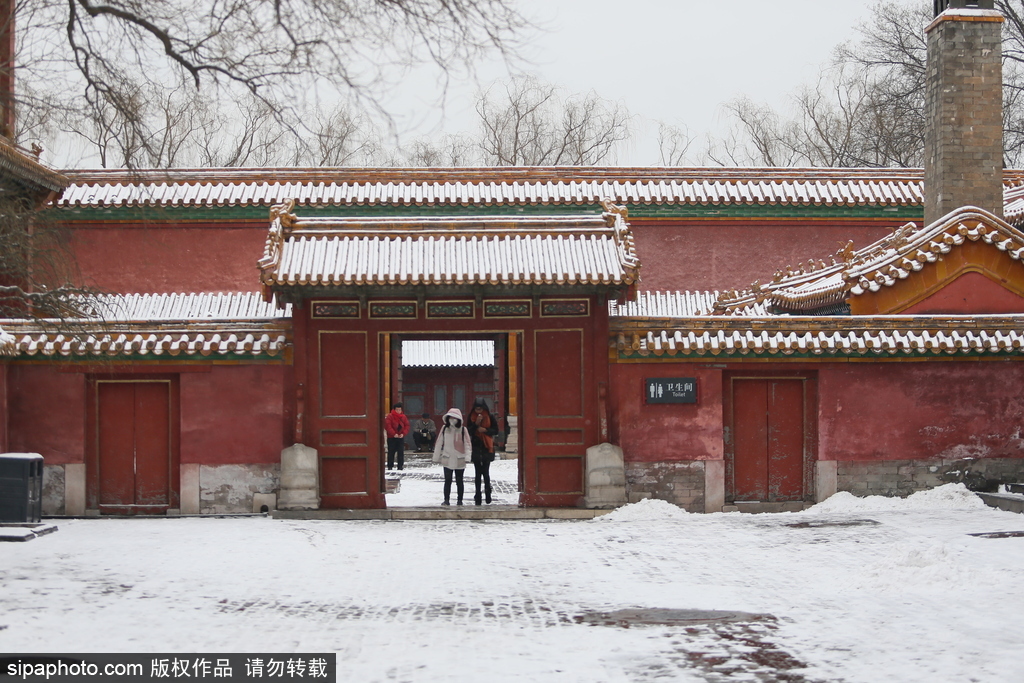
[475,76,632,166]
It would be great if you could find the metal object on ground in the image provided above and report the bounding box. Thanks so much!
[0,453,43,523]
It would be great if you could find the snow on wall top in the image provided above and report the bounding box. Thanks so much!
[55,167,945,209]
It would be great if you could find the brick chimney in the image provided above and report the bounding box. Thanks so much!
[0,0,14,139]
[924,0,1004,225]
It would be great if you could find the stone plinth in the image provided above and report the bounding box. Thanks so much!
[504,415,519,454]
[277,443,320,510]
[584,442,628,509]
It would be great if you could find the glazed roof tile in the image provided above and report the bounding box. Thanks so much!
[0,292,290,359]
[55,167,947,209]
[611,317,1024,359]
[0,137,69,194]
[259,203,640,289]
[82,292,290,320]
[609,290,767,317]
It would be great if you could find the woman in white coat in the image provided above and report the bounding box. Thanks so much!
[432,407,471,506]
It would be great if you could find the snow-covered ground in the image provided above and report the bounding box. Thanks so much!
[386,453,520,506]
[2,484,1024,683]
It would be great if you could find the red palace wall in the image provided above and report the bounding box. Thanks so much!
[180,365,289,465]
[630,220,898,292]
[611,359,1024,466]
[817,361,1024,462]
[4,364,288,467]
[7,366,86,464]
[609,363,724,462]
[59,217,907,296]
[67,223,268,293]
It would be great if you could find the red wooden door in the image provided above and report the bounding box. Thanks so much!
[96,380,175,513]
[731,378,805,502]
[314,330,383,508]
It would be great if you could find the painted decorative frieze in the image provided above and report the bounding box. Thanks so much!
[312,301,360,318]
[426,300,474,318]
[484,300,531,318]
[541,299,590,317]
[369,301,417,318]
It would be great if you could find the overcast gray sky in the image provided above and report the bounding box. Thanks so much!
[382,0,889,165]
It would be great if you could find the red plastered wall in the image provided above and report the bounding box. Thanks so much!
[7,366,86,464]
[67,224,267,293]
[630,220,897,292]
[818,361,1024,461]
[609,363,723,462]
[179,365,288,465]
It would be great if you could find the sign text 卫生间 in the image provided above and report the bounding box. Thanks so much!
[645,378,697,404]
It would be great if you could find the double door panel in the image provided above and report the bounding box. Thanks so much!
[95,380,176,513]
[731,378,806,502]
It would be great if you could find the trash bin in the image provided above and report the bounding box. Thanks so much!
[0,453,43,523]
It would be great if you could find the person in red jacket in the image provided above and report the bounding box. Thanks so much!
[385,402,411,471]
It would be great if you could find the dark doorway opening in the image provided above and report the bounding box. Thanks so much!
[384,336,519,507]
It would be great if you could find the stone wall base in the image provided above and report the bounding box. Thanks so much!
[625,461,706,513]
[838,457,1024,497]
[42,463,280,515]
[199,464,280,514]
[42,465,65,516]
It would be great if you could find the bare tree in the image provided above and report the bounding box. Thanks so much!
[706,1,1024,168]
[704,97,804,167]
[403,133,479,166]
[0,196,93,318]
[11,0,531,168]
[655,122,694,166]
[476,76,632,166]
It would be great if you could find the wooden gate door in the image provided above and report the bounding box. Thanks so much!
[93,379,177,514]
[314,330,383,508]
[522,329,587,506]
[730,378,807,502]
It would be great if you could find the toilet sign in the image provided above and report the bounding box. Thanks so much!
[645,378,697,404]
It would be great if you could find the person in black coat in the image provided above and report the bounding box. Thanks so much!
[469,398,499,505]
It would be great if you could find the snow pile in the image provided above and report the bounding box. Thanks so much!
[595,497,689,522]
[0,327,13,355]
[807,483,987,514]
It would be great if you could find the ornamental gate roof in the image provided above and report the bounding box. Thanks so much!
[710,206,1024,316]
[257,201,640,294]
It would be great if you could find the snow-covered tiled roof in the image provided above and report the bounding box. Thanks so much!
[0,326,13,356]
[82,292,290,320]
[2,327,289,359]
[611,317,1024,359]
[56,167,942,209]
[0,136,68,194]
[711,206,1024,315]
[609,290,768,317]
[259,204,640,290]
[402,340,495,367]
[0,292,290,359]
